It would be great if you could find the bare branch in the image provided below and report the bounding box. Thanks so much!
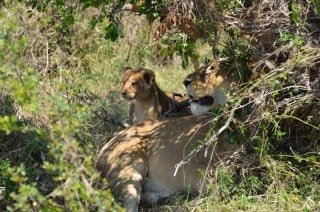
[92,109,130,129]
[173,106,236,177]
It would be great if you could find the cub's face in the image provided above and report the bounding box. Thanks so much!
[121,67,155,101]
[183,62,226,116]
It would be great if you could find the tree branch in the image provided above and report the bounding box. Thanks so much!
[173,106,236,177]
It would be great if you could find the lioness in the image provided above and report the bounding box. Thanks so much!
[183,59,231,116]
[121,67,189,124]
[97,61,237,212]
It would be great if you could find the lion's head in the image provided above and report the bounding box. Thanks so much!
[121,67,156,101]
[183,61,230,116]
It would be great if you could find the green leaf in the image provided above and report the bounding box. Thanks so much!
[105,24,120,42]
[291,1,300,26]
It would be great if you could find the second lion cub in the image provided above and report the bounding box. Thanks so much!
[121,67,189,124]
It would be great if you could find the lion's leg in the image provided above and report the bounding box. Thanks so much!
[141,191,175,205]
[122,181,142,212]
[119,157,147,212]
[140,178,176,205]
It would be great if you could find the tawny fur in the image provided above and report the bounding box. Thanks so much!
[97,62,236,212]
[121,67,189,124]
[184,60,232,116]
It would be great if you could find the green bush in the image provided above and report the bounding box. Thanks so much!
[0,1,122,210]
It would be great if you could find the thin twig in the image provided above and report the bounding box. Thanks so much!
[173,106,237,176]
[84,90,130,129]
[43,38,49,75]
[0,148,23,160]
[92,109,130,129]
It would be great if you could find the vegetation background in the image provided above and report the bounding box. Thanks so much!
[0,0,319,211]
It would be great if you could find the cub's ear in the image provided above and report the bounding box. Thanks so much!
[122,67,133,75]
[143,69,155,86]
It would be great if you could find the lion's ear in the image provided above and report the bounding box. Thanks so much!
[205,65,214,73]
[122,67,133,75]
[143,69,155,85]
[204,60,219,73]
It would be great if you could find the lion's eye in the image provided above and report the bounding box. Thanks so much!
[131,82,138,86]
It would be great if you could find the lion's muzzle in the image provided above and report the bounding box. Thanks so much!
[189,95,214,106]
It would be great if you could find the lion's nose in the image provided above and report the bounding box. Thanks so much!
[183,79,191,87]
[121,91,127,97]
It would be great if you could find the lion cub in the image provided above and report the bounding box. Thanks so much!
[121,67,189,124]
